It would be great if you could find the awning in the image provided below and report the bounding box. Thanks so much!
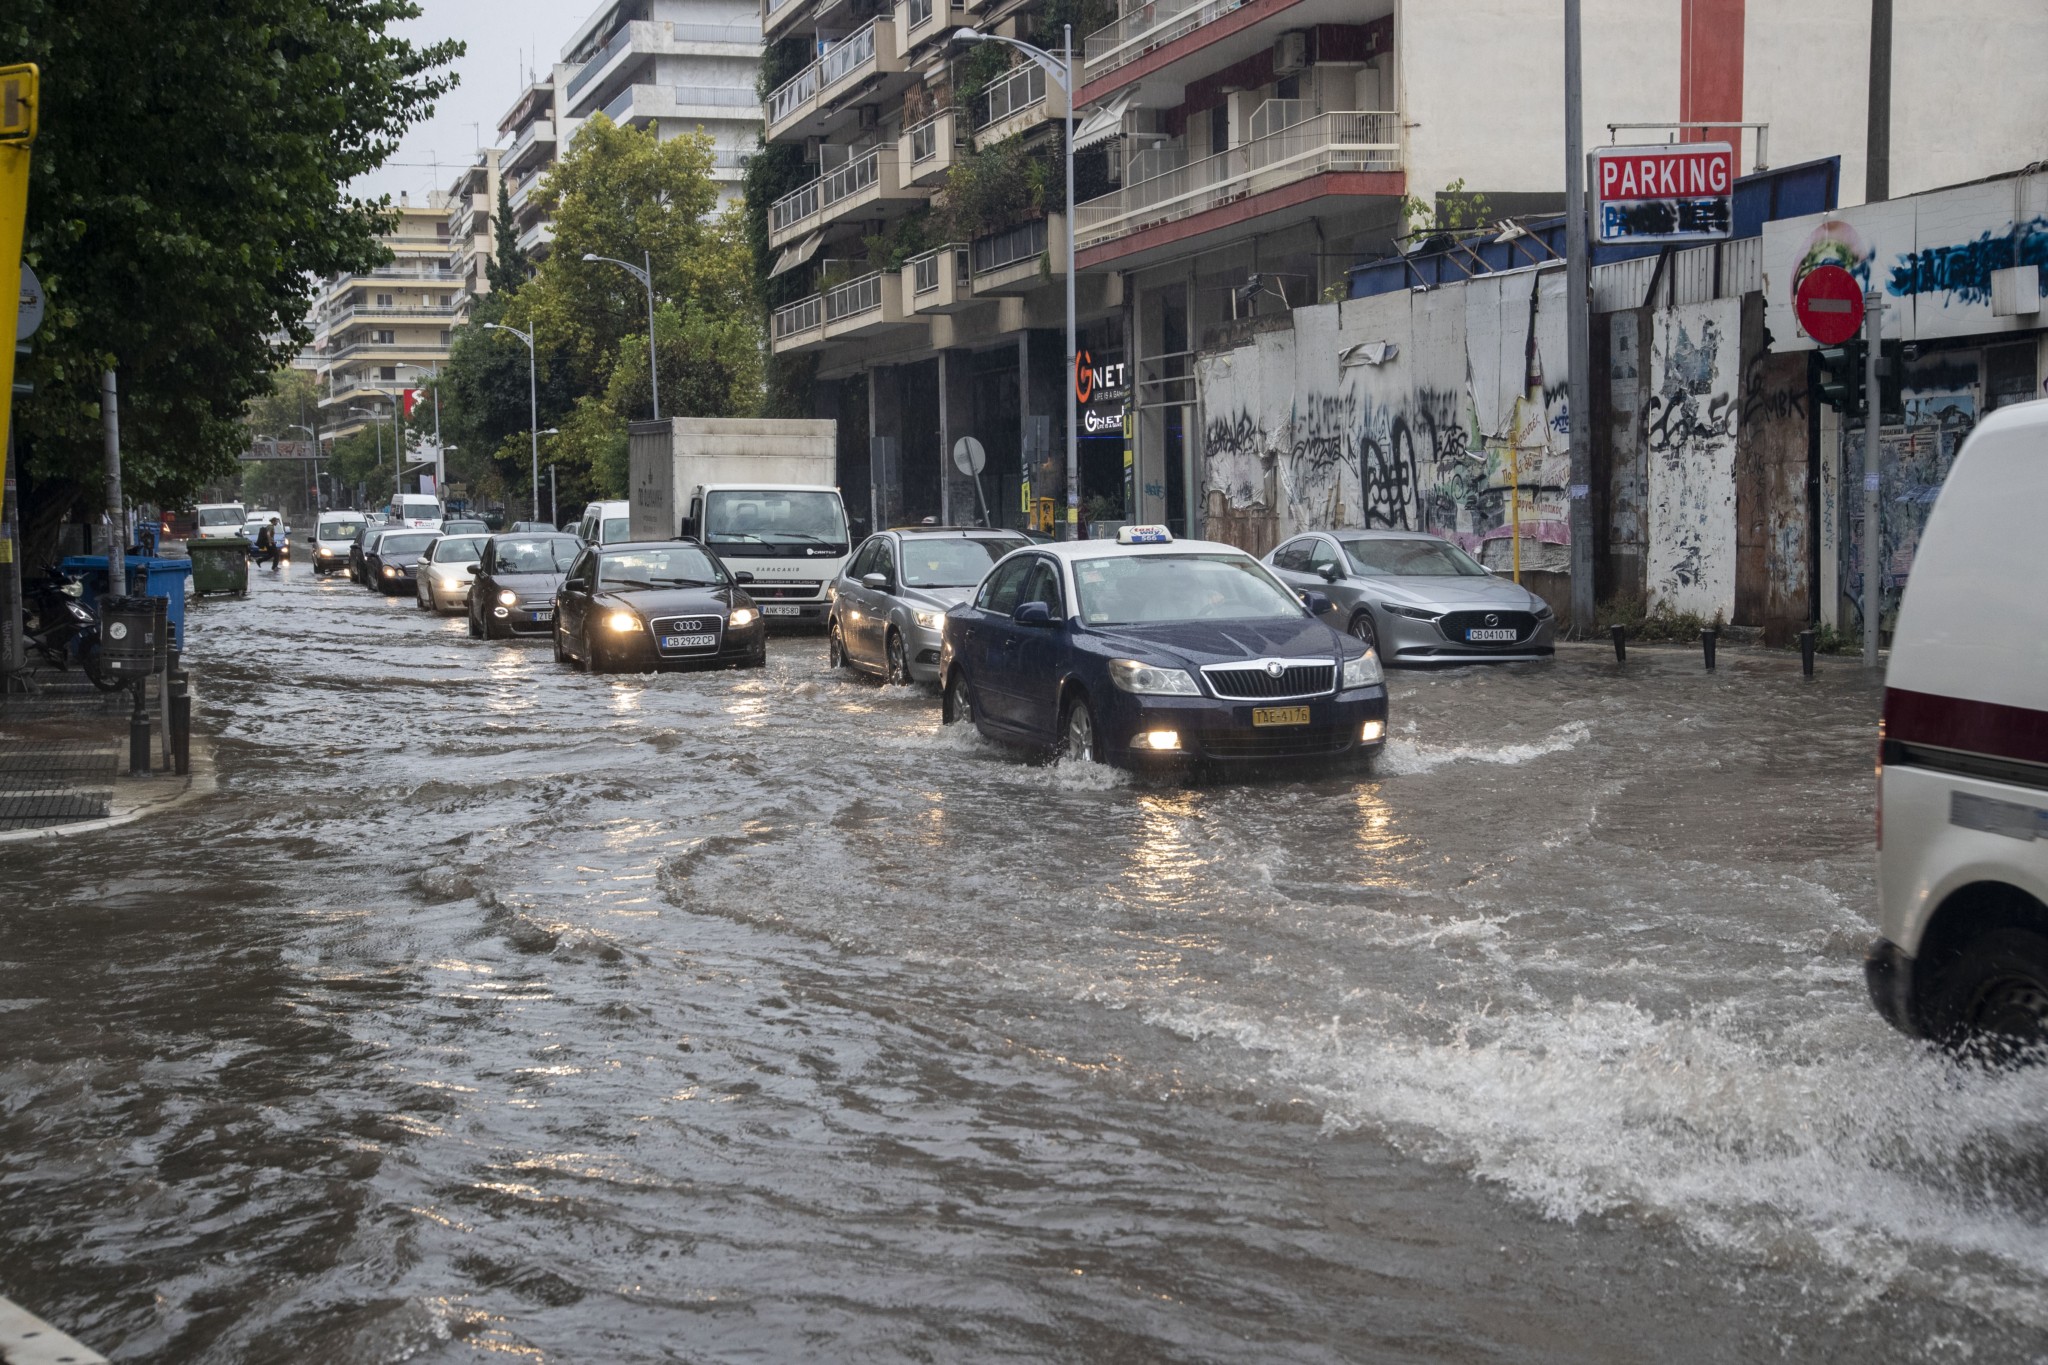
[1071,93,1133,152]
[769,231,824,279]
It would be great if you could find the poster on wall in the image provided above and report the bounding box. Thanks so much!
[1590,143,1735,244]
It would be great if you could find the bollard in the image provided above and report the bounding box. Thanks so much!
[1610,623,1627,664]
[168,668,191,777]
[128,677,152,777]
[1701,627,1718,672]
[1798,628,1816,679]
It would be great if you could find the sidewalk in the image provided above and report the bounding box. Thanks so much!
[0,666,214,842]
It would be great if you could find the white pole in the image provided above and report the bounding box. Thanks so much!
[645,249,661,422]
[1862,291,1883,667]
[1063,25,1078,540]
[1563,0,1593,634]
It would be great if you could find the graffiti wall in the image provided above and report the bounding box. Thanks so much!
[1644,297,1742,618]
[1194,268,1573,575]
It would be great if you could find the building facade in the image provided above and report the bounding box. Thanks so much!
[312,192,460,440]
[499,76,574,265]
[446,148,503,315]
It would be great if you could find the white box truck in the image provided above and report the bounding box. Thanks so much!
[628,418,846,626]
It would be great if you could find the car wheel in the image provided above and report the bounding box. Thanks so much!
[1927,927,2048,1062]
[1059,693,1099,763]
[1347,610,1378,652]
[552,622,571,665]
[828,617,849,670]
[415,584,430,610]
[587,634,612,674]
[942,668,973,726]
[885,629,910,685]
[468,603,484,639]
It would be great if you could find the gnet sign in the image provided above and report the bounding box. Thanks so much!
[1592,142,1735,244]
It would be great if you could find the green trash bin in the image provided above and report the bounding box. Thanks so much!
[188,536,251,597]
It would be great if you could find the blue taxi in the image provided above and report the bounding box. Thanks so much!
[938,527,1389,769]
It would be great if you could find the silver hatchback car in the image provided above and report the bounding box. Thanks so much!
[829,527,1030,683]
[1265,529,1556,664]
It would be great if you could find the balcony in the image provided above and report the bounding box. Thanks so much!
[603,82,761,128]
[1082,0,1246,82]
[976,62,1066,147]
[567,19,765,118]
[771,293,826,353]
[901,245,974,313]
[767,146,928,248]
[517,220,556,256]
[328,302,463,329]
[1075,110,1400,255]
[765,19,905,140]
[364,265,459,281]
[763,0,808,40]
[823,269,912,339]
[899,107,967,185]
[970,214,1063,294]
[896,0,968,54]
[503,119,558,176]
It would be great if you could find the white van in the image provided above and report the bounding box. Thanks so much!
[386,494,444,529]
[575,499,632,546]
[1866,399,2048,1054]
[194,502,246,535]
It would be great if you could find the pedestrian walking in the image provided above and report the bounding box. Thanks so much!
[254,517,283,571]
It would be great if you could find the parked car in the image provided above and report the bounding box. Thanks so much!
[349,523,394,584]
[1265,529,1556,664]
[310,512,367,576]
[829,527,1030,685]
[1865,400,2048,1058]
[553,540,765,673]
[467,532,582,639]
[363,529,438,595]
[415,533,489,614]
[573,500,633,547]
[940,526,1388,769]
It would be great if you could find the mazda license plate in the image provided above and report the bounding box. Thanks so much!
[531,609,554,623]
[1466,627,1518,642]
[662,633,717,650]
[761,604,802,617]
[1251,706,1311,727]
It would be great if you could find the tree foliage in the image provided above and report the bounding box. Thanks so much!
[486,177,529,294]
[3,0,460,553]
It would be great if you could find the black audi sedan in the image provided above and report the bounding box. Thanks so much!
[938,527,1388,770]
[467,532,581,640]
[363,529,439,595]
[349,522,392,584]
[553,540,766,673]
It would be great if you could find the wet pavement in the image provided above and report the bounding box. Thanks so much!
[2,561,2045,1363]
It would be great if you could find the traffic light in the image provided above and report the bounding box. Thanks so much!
[1817,342,1865,418]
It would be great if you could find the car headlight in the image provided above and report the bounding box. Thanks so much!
[1532,602,1555,620]
[1382,602,1438,621]
[728,607,758,627]
[606,611,640,632]
[1109,658,1200,695]
[1341,649,1384,689]
[381,566,396,578]
[497,589,518,606]
[911,608,943,631]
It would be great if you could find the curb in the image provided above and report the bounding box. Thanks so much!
[0,684,219,846]
[0,1293,108,1364]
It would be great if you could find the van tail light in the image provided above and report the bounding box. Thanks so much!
[1874,720,1885,851]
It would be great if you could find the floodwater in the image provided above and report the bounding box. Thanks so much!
[2,562,2045,1364]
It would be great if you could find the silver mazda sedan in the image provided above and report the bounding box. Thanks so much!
[1265,529,1555,664]
[830,526,1030,683]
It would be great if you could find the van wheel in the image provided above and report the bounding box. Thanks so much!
[1928,927,2048,1062]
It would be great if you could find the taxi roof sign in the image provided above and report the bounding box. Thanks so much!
[0,65,38,144]
[1116,524,1173,545]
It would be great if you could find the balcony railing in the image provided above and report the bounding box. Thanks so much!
[909,115,942,164]
[972,217,1048,274]
[505,118,556,169]
[820,22,879,88]
[907,0,934,27]
[980,63,1046,127]
[767,63,819,125]
[822,146,881,208]
[567,23,635,101]
[367,265,459,280]
[825,271,885,322]
[771,180,820,235]
[773,293,823,339]
[1083,0,1244,77]
[909,245,969,294]
[1074,111,1400,249]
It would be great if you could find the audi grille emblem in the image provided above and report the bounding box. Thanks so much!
[1485,613,1499,626]
[673,619,703,632]
[1265,661,1284,678]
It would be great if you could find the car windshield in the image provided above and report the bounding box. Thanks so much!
[1072,553,1305,625]
[198,508,243,527]
[1341,537,1488,577]
[704,491,848,550]
[901,537,1028,587]
[433,538,483,564]
[494,538,577,573]
[320,520,365,540]
[598,545,725,589]
[380,532,437,553]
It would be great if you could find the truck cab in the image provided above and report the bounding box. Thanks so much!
[681,484,850,626]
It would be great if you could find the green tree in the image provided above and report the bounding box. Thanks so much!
[4,0,459,560]
[487,178,529,294]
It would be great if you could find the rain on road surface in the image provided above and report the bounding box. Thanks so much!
[3,562,2045,1363]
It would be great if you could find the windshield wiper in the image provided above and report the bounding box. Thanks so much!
[767,532,837,546]
[649,577,714,588]
[709,531,768,543]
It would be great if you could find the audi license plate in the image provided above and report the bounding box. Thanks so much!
[761,604,802,617]
[662,633,718,650]
[530,609,554,623]
[1251,706,1312,727]
[1466,628,1518,642]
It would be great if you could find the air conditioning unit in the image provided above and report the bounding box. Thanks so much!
[1272,31,1307,75]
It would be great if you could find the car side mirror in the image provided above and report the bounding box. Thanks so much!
[734,570,754,583]
[1316,562,1340,583]
[564,577,588,593]
[861,571,891,591]
[1300,591,1333,615]
[1013,600,1053,626]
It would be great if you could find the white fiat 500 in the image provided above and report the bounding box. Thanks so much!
[1865,399,2048,1056]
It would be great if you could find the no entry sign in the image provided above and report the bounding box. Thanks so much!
[1591,142,1735,244]
[1793,264,1865,345]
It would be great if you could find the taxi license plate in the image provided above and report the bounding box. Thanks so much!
[1252,706,1312,727]
[1466,628,1518,641]
[662,633,718,650]
[531,609,554,622]
[761,604,802,617]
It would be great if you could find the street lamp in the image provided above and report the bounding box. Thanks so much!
[952,25,1076,538]
[581,251,661,420]
[483,321,543,524]
[538,428,561,526]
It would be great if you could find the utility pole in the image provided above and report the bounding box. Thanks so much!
[1866,0,1892,203]
[1563,0,1594,634]
[102,370,125,593]
[1861,290,1883,667]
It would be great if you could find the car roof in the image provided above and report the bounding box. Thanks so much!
[1314,528,1441,542]
[1030,536,1256,563]
[495,530,578,540]
[595,539,707,553]
[887,526,1027,537]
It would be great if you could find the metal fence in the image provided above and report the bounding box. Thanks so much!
[825,272,884,322]
[972,217,1048,275]
[981,63,1046,127]
[773,294,822,339]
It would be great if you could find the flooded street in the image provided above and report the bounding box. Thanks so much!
[4,562,2046,1363]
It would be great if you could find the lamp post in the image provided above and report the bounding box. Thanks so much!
[395,362,445,490]
[952,26,1076,538]
[346,404,386,511]
[582,251,661,420]
[483,322,543,524]
[284,422,322,513]
[538,428,561,526]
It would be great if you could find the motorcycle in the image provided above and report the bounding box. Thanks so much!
[22,566,121,691]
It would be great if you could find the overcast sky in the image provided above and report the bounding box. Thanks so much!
[351,0,589,204]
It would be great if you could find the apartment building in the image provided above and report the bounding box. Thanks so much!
[312,192,460,438]
[499,76,574,264]
[446,149,503,314]
[560,0,765,206]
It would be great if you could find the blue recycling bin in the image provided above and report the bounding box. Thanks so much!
[60,555,192,652]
